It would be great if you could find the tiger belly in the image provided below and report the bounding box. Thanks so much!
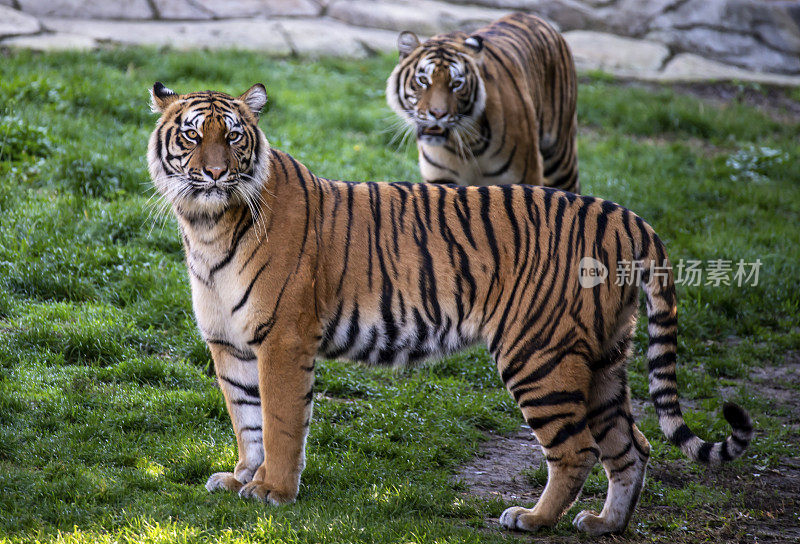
[317,297,480,367]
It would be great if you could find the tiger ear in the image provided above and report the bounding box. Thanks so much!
[397,31,420,59]
[238,83,268,118]
[150,82,178,113]
[464,35,484,53]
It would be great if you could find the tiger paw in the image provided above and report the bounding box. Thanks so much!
[205,472,244,493]
[238,480,297,505]
[573,509,624,535]
[499,506,549,532]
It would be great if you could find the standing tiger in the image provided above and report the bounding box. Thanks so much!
[147,83,752,535]
[386,12,579,192]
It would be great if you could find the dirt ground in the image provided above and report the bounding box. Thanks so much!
[454,355,800,543]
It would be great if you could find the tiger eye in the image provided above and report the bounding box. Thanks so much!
[184,129,199,140]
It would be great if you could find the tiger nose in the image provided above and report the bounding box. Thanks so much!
[429,107,447,120]
[204,165,226,181]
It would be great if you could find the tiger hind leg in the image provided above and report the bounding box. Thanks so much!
[574,344,650,535]
[499,353,599,532]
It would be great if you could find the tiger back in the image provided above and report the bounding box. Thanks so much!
[148,84,751,537]
[387,12,579,192]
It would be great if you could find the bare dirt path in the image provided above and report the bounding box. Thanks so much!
[454,355,800,543]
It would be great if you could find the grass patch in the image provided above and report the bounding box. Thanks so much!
[0,47,798,543]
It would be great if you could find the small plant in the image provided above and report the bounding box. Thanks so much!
[0,114,51,161]
[725,144,788,184]
[522,460,548,487]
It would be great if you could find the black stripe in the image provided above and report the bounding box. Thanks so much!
[697,441,713,463]
[231,258,270,314]
[602,442,632,462]
[545,418,587,449]
[648,352,676,372]
[526,411,573,429]
[232,399,260,406]
[519,390,585,408]
[219,375,259,398]
[669,424,694,446]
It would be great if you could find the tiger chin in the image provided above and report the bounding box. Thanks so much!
[147,83,753,535]
[387,12,580,192]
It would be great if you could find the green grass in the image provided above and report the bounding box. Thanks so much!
[0,48,798,543]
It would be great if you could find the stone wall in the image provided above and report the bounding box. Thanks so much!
[327,0,800,75]
[1,0,799,83]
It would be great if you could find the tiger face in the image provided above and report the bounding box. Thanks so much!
[386,32,486,146]
[147,83,269,216]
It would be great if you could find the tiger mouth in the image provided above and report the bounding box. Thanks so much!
[190,183,234,198]
[418,125,450,141]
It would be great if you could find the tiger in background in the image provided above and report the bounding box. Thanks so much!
[386,12,580,192]
[147,83,752,535]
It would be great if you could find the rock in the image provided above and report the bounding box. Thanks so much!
[733,2,800,57]
[579,0,615,6]
[328,0,512,36]
[17,0,154,19]
[647,27,800,75]
[151,0,216,20]
[648,0,731,32]
[41,18,292,54]
[1,31,97,50]
[153,0,321,19]
[652,53,800,86]
[444,0,616,31]
[0,5,41,38]
[563,30,669,76]
[757,18,800,57]
[592,0,684,37]
[647,0,800,73]
[279,17,399,57]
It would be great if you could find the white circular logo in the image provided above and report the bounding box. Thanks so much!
[579,257,608,288]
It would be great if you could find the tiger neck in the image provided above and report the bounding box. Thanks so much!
[175,182,276,284]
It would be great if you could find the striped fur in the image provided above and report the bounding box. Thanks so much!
[147,86,752,535]
[387,12,579,192]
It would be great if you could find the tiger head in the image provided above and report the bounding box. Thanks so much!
[147,82,269,216]
[386,31,486,146]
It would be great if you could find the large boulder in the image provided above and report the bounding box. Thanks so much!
[279,17,399,57]
[647,26,800,75]
[152,0,321,20]
[653,52,800,86]
[564,30,669,76]
[16,0,154,19]
[0,5,41,38]
[41,18,292,53]
[328,0,513,36]
[2,32,97,50]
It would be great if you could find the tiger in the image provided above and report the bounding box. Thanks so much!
[386,12,579,192]
[147,83,753,536]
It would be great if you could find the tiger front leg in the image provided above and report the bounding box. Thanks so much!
[205,344,264,493]
[238,335,315,505]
